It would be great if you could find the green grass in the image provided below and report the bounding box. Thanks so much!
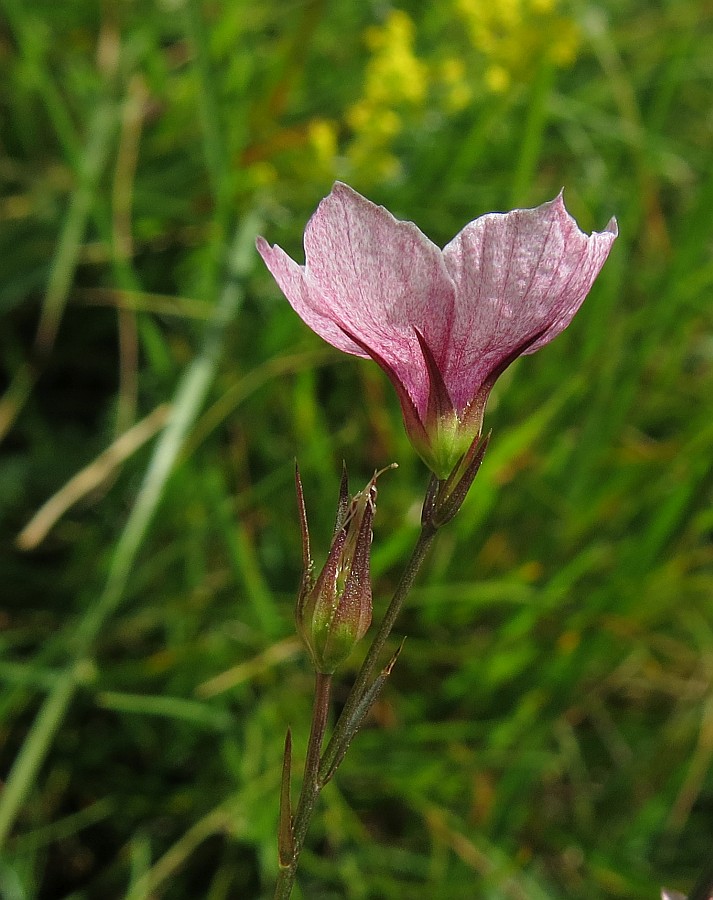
[1,0,712,897]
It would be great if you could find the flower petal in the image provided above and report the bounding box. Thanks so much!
[301,183,456,416]
[256,236,365,357]
[442,194,618,412]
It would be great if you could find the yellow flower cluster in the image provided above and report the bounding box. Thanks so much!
[435,57,474,113]
[345,10,428,181]
[455,0,580,93]
[361,10,428,106]
[308,119,339,172]
[300,3,580,185]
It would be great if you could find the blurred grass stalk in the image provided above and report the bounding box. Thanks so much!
[0,20,121,441]
[0,0,256,849]
[0,213,257,850]
[2,0,711,893]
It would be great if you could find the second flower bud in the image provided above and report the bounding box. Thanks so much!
[295,465,390,675]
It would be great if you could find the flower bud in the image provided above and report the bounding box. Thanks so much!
[294,465,387,674]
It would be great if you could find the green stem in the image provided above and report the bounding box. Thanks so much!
[319,520,437,783]
[271,509,439,899]
[274,672,332,900]
[0,667,78,847]
[183,0,231,297]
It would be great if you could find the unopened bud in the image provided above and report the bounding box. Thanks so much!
[294,465,392,674]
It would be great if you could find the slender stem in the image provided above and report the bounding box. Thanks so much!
[183,0,231,297]
[319,520,437,783]
[274,673,332,900]
[0,82,118,442]
[273,488,439,900]
[0,667,78,846]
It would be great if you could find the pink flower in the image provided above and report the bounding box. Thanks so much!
[257,182,617,477]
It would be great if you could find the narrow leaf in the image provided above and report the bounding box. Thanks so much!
[433,430,491,527]
[294,463,312,581]
[321,643,403,785]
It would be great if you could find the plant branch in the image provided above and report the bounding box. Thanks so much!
[273,673,332,900]
[319,518,437,783]
[273,478,440,899]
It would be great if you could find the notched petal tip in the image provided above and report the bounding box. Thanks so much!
[543,191,581,225]
[555,188,619,241]
[604,216,619,237]
[255,235,283,267]
[311,179,443,265]
[326,180,391,215]
[255,235,299,275]
[537,191,618,242]
[549,188,566,210]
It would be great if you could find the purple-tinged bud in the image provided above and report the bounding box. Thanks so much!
[294,465,391,674]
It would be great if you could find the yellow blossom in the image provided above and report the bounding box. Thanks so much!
[485,64,510,93]
[550,19,580,66]
[358,10,428,107]
[437,57,472,111]
[308,119,338,168]
[440,57,466,84]
[343,9,428,185]
[447,82,473,111]
[454,0,580,92]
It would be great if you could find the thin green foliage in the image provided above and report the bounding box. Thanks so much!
[1,0,712,897]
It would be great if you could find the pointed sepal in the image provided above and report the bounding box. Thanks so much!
[294,463,313,598]
[321,641,404,785]
[431,430,491,528]
[294,466,393,674]
[334,462,350,535]
[421,473,440,527]
[414,328,453,432]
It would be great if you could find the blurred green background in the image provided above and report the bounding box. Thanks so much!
[1,0,712,897]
